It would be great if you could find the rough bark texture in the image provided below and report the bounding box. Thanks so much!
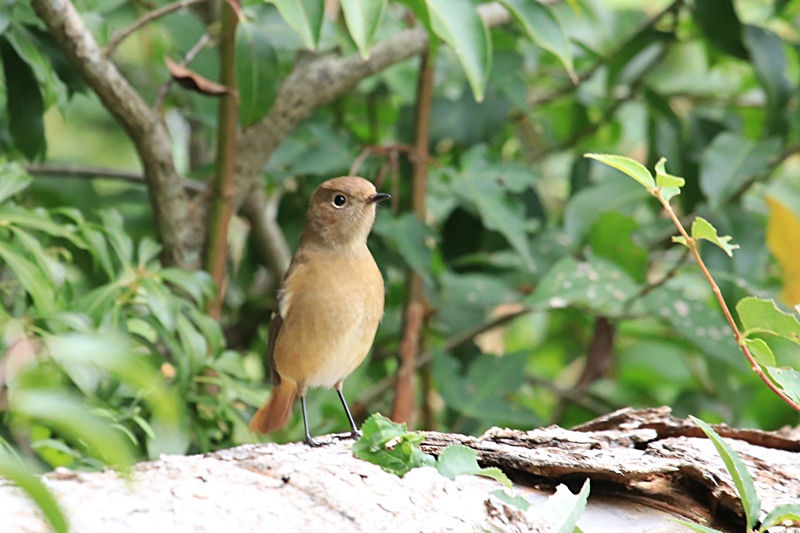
[3,408,799,532]
[31,0,197,268]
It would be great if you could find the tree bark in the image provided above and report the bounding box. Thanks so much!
[4,408,798,532]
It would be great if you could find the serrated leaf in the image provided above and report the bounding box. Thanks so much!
[500,0,574,80]
[547,480,590,533]
[340,0,387,59]
[690,217,739,256]
[690,416,760,531]
[585,154,655,190]
[266,0,324,50]
[654,157,685,201]
[737,297,800,343]
[435,444,511,487]
[236,21,278,128]
[759,503,800,531]
[699,133,781,209]
[528,255,641,316]
[352,414,435,477]
[765,197,800,307]
[0,452,67,533]
[425,0,491,101]
[0,162,32,203]
[744,338,775,367]
[765,367,800,405]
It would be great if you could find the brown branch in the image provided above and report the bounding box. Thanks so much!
[31,0,196,268]
[239,186,292,282]
[234,3,513,210]
[204,0,240,318]
[654,188,800,414]
[25,164,206,193]
[353,306,533,418]
[104,0,205,57]
[391,49,435,425]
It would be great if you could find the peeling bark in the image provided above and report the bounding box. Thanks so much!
[4,408,798,532]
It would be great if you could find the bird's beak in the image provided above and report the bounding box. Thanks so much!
[367,193,391,204]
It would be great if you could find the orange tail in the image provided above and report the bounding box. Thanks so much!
[249,381,297,434]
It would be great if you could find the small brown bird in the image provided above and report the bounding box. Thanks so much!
[249,176,390,446]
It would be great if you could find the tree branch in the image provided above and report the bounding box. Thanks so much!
[25,164,206,193]
[31,0,197,268]
[104,0,205,57]
[234,3,513,208]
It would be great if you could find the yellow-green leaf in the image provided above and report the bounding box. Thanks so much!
[765,196,800,307]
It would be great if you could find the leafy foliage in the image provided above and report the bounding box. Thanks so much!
[3,0,800,522]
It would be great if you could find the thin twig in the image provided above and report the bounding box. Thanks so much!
[25,164,205,193]
[653,188,800,414]
[153,32,214,110]
[104,0,205,57]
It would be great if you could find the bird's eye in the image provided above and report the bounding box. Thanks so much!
[332,194,347,208]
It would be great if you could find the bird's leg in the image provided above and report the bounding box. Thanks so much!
[300,395,320,447]
[336,387,361,439]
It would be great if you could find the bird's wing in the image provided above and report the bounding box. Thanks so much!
[267,256,304,387]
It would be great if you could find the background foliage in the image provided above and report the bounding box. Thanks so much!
[2,0,800,487]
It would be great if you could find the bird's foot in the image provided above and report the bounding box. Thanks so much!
[304,436,322,447]
[348,429,362,440]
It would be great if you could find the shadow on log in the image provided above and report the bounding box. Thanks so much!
[3,407,799,532]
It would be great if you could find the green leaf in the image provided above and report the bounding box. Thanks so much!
[340,0,387,59]
[689,217,739,257]
[372,213,434,283]
[236,21,278,128]
[540,480,590,533]
[159,268,215,304]
[500,0,574,80]
[765,367,800,405]
[584,154,655,190]
[654,158,685,201]
[425,0,491,101]
[759,503,800,532]
[690,416,760,531]
[0,162,32,203]
[692,0,748,59]
[0,37,45,159]
[265,0,324,50]
[636,285,739,364]
[668,519,724,533]
[3,22,67,109]
[563,178,649,244]
[588,213,648,282]
[0,204,86,248]
[99,210,134,267]
[435,444,511,487]
[0,452,68,533]
[10,389,136,470]
[140,277,178,333]
[744,338,775,367]
[45,334,187,457]
[528,255,641,316]
[0,242,55,314]
[352,414,435,477]
[699,133,781,209]
[737,297,800,343]
[432,352,533,426]
[490,489,531,511]
[744,25,791,136]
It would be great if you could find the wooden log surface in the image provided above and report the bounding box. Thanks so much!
[2,407,799,532]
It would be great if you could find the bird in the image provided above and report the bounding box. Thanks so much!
[248,176,390,446]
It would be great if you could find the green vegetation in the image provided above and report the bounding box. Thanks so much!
[2,0,800,528]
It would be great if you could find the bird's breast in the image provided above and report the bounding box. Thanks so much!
[273,249,384,389]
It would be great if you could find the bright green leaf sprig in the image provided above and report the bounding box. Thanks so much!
[672,417,800,532]
[352,413,510,486]
[584,154,800,415]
